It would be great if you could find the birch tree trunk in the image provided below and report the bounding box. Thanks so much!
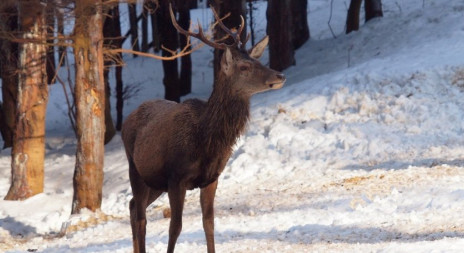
[5,0,48,200]
[72,0,105,213]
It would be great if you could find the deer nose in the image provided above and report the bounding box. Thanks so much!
[276,73,286,81]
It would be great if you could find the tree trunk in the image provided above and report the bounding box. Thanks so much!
[128,3,140,56]
[178,1,192,96]
[159,1,180,102]
[365,0,383,22]
[5,0,48,200]
[248,0,255,46]
[57,6,66,66]
[0,3,18,149]
[212,0,247,83]
[115,60,123,131]
[291,0,310,50]
[113,6,124,131]
[267,0,295,71]
[46,3,56,84]
[346,0,362,34]
[103,70,116,144]
[141,0,150,52]
[103,6,121,144]
[72,0,105,214]
[148,0,161,52]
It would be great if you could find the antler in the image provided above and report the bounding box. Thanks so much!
[210,6,245,48]
[169,4,228,50]
[169,4,245,50]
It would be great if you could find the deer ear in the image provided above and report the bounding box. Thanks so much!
[249,36,269,59]
[221,48,234,76]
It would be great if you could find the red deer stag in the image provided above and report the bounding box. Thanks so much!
[121,6,286,253]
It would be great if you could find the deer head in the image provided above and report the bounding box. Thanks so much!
[169,5,285,96]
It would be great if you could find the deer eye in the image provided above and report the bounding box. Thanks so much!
[239,64,250,72]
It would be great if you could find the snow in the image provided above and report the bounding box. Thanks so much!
[1,0,464,252]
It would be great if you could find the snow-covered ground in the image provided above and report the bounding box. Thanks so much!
[1,0,464,252]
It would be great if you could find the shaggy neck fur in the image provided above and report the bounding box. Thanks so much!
[200,76,251,157]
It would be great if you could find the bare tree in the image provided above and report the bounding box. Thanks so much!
[56,5,66,66]
[365,0,383,22]
[105,5,125,131]
[5,0,49,200]
[0,1,18,149]
[103,5,120,143]
[72,0,105,213]
[178,0,192,96]
[291,0,310,50]
[346,0,383,34]
[46,3,56,84]
[141,0,150,52]
[247,0,255,46]
[212,0,247,83]
[128,2,140,56]
[346,0,362,34]
[148,0,161,52]
[159,1,180,102]
[267,0,295,71]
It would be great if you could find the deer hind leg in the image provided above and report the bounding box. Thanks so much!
[200,180,218,253]
[166,183,187,253]
[129,160,162,253]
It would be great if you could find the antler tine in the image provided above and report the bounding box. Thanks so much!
[169,4,227,50]
[210,6,245,48]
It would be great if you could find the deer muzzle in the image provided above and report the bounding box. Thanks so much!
[267,73,286,90]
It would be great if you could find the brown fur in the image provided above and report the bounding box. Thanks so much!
[122,43,285,253]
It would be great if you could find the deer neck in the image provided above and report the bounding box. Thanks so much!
[200,80,250,155]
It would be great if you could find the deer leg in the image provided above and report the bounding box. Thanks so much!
[129,160,162,253]
[200,180,218,253]
[167,183,186,253]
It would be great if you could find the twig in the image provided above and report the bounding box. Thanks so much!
[328,0,337,39]
[347,44,354,68]
[395,2,402,14]
[108,41,204,61]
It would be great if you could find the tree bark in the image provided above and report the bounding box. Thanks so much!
[128,3,140,56]
[365,0,383,22]
[212,0,247,83]
[46,3,56,84]
[267,0,295,71]
[5,0,48,200]
[291,0,310,50]
[0,3,18,149]
[57,6,66,66]
[103,6,121,144]
[346,0,362,34]
[148,0,161,52]
[141,0,150,52]
[178,1,192,96]
[113,6,124,131]
[115,59,123,131]
[159,1,180,102]
[72,0,105,213]
[248,0,255,46]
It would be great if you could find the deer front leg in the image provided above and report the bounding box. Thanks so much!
[200,180,218,253]
[167,183,186,253]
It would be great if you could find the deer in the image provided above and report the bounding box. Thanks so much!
[121,5,286,253]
